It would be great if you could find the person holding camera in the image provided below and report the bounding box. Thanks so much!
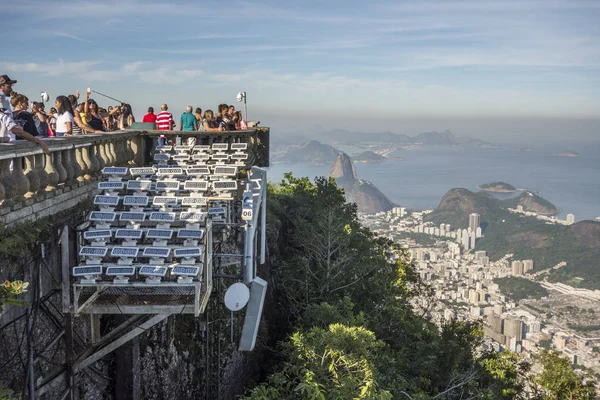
[31,102,49,137]
[83,90,105,131]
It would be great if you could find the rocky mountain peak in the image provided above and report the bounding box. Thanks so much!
[329,152,357,182]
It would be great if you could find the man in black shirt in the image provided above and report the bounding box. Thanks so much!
[10,93,38,139]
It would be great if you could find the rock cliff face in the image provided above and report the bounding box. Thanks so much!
[329,153,394,214]
[341,180,395,214]
[329,152,357,182]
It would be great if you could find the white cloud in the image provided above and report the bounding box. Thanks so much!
[3,60,102,77]
[50,31,95,44]
[122,62,144,73]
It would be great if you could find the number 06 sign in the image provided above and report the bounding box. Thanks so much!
[241,191,253,221]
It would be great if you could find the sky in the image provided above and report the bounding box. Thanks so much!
[4,0,600,142]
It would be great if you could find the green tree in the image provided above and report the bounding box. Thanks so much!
[479,351,531,399]
[533,350,596,400]
[242,323,393,400]
[252,174,579,399]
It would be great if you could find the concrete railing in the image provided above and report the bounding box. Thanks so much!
[0,128,269,223]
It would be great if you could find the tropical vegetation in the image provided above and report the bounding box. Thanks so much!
[240,174,596,399]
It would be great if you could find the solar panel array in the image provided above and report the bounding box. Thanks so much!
[74,142,249,285]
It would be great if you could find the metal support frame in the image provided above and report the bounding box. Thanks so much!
[73,313,171,373]
[60,225,74,400]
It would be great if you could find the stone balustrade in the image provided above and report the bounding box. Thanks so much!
[0,128,269,225]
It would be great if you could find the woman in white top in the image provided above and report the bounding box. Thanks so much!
[53,95,74,137]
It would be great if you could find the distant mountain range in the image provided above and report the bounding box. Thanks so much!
[276,129,496,148]
[272,130,495,165]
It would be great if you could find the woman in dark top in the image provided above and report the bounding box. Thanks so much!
[84,91,104,131]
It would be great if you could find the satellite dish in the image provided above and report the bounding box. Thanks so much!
[40,92,49,102]
[224,282,250,311]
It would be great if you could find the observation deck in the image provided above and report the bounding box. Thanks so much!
[0,128,270,392]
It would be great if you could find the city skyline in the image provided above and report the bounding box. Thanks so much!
[4,0,600,141]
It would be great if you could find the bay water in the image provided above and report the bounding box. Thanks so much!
[267,141,600,221]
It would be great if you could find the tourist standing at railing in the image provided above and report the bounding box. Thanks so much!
[200,110,222,132]
[48,107,57,136]
[194,107,202,129]
[179,105,197,131]
[53,95,74,137]
[108,106,120,131]
[0,75,16,114]
[0,77,49,152]
[142,107,157,123]
[180,105,198,147]
[156,104,174,130]
[32,102,50,137]
[118,104,134,130]
[10,94,38,138]
[232,111,246,130]
[0,113,50,153]
[83,91,105,131]
[219,104,235,130]
[68,92,99,134]
[156,104,174,145]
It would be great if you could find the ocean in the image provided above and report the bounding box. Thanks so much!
[267,141,600,221]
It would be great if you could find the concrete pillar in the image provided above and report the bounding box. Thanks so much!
[12,156,30,201]
[44,152,59,190]
[34,153,48,194]
[24,155,40,198]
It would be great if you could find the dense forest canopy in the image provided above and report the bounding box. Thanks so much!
[240,174,596,399]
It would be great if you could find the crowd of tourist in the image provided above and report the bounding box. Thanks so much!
[142,103,247,132]
[0,72,249,154]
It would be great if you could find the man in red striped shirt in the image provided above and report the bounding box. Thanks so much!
[155,103,173,145]
[156,104,174,130]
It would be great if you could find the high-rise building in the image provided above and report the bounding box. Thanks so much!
[504,318,524,340]
[511,261,524,276]
[445,224,451,232]
[566,214,575,224]
[476,227,482,238]
[523,260,534,273]
[469,213,481,232]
